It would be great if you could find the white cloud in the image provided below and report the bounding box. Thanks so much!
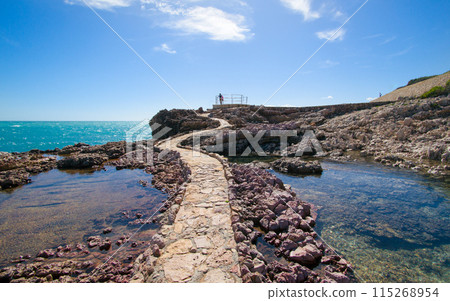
[334,10,343,18]
[322,95,334,100]
[154,43,176,54]
[316,28,346,41]
[65,0,135,10]
[173,6,251,41]
[389,46,413,58]
[380,36,396,45]
[366,97,377,101]
[142,1,252,41]
[363,33,383,39]
[320,59,339,68]
[280,0,320,21]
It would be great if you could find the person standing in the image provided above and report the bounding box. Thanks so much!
[219,93,224,105]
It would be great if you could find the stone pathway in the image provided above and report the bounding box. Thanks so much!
[144,118,241,283]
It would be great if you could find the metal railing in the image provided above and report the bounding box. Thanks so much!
[215,94,248,105]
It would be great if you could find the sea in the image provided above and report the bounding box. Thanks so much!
[0,121,152,153]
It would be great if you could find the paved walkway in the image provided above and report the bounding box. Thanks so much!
[147,118,241,283]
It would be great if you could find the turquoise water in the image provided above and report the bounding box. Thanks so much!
[0,121,152,153]
[272,161,450,283]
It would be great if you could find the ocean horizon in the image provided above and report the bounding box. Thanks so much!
[0,121,152,153]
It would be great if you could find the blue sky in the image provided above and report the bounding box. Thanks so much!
[0,0,449,121]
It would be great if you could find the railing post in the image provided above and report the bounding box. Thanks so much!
[215,94,247,106]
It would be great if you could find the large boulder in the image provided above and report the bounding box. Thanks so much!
[150,109,220,140]
[289,244,322,266]
[271,158,323,175]
[57,154,107,169]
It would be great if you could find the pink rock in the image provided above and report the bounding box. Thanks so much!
[289,244,322,266]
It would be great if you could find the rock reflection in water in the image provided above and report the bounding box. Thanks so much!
[272,160,449,282]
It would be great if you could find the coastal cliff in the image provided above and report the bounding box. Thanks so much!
[200,96,449,178]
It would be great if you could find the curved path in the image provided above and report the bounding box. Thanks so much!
[146,117,241,283]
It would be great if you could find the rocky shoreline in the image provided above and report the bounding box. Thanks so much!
[127,134,354,283]
[201,97,449,179]
[225,163,354,283]
[1,96,447,283]
[0,141,127,191]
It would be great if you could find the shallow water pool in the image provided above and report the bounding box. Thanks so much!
[0,166,166,267]
[272,160,450,282]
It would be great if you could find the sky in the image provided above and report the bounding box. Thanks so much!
[0,0,449,121]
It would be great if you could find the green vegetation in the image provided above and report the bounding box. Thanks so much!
[420,80,450,98]
[396,71,450,90]
[407,75,437,86]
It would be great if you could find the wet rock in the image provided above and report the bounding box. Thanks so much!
[138,180,148,187]
[0,169,31,190]
[264,231,277,243]
[57,154,108,169]
[87,236,102,248]
[99,240,112,251]
[37,249,55,259]
[102,228,112,234]
[305,216,316,227]
[321,255,340,264]
[299,219,311,232]
[271,158,323,175]
[248,231,260,244]
[0,152,56,190]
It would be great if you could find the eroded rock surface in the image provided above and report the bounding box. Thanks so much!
[150,109,220,140]
[271,158,323,175]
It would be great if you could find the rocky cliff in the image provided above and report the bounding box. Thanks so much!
[150,109,220,140]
